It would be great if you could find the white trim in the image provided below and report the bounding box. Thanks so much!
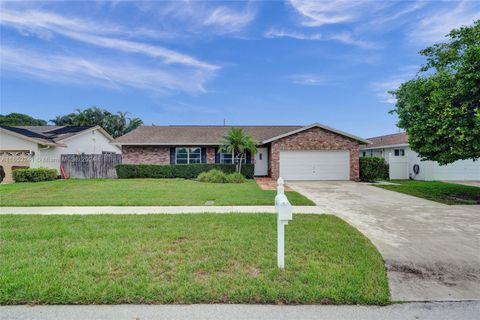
[0,127,64,147]
[261,123,370,144]
[361,143,409,150]
[175,147,203,164]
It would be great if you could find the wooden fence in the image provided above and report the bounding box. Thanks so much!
[61,154,122,179]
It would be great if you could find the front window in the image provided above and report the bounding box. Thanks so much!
[176,147,202,164]
[219,151,246,164]
[394,149,405,156]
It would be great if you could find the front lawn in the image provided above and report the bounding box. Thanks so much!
[375,180,480,205]
[0,214,389,305]
[0,179,314,206]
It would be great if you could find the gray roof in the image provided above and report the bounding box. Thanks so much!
[362,132,408,149]
[113,124,370,145]
[1,125,96,146]
[114,125,303,145]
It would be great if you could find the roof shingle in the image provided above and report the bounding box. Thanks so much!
[364,132,408,148]
[114,125,304,145]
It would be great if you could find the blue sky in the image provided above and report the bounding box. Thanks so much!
[1,1,479,138]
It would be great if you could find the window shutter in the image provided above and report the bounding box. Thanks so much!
[170,148,175,164]
[246,151,252,164]
[201,147,207,163]
[215,148,220,164]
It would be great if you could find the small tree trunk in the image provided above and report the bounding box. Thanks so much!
[238,154,243,173]
[233,150,239,172]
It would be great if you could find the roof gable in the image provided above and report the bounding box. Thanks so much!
[0,125,102,146]
[261,123,370,144]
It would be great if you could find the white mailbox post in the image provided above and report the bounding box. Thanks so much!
[275,177,293,269]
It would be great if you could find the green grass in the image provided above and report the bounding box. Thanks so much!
[0,214,389,305]
[375,180,480,205]
[0,179,314,206]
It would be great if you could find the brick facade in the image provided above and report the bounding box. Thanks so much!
[269,127,361,181]
[122,145,170,164]
[122,146,218,165]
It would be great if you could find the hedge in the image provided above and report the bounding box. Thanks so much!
[116,164,255,179]
[359,157,389,182]
[12,167,58,183]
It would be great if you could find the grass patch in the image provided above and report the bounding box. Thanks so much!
[375,180,480,205]
[0,179,314,206]
[0,214,389,305]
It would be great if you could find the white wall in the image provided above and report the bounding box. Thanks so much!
[408,149,480,181]
[0,131,39,167]
[1,129,120,172]
[39,129,120,171]
[0,131,39,152]
[362,145,480,181]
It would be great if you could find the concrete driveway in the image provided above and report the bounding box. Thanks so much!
[287,181,480,302]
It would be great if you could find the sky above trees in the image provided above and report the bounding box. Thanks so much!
[1,1,479,137]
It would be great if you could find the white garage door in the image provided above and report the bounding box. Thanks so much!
[280,150,350,180]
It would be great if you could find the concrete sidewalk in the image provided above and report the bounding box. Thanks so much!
[0,206,323,214]
[1,302,479,320]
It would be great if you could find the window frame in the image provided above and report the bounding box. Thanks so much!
[218,151,246,164]
[394,149,405,157]
[175,147,203,164]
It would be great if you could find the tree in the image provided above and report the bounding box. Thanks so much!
[52,107,143,138]
[391,20,480,165]
[0,113,47,126]
[219,128,257,173]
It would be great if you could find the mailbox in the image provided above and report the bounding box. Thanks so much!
[275,177,293,269]
[275,194,293,221]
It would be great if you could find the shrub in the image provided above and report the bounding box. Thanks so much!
[226,172,246,183]
[197,169,228,183]
[116,164,254,179]
[360,157,389,182]
[12,167,57,182]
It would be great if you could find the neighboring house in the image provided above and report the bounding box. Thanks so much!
[113,123,369,181]
[0,125,120,183]
[361,132,480,181]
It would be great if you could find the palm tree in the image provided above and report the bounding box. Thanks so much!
[51,107,143,138]
[219,128,257,173]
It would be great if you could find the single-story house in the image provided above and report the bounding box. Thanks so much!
[0,125,120,183]
[361,132,480,181]
[113,123,370,181]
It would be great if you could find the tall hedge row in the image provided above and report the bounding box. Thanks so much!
[359,157,389,182]
[116,164,254,179]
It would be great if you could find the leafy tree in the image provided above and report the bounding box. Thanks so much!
[0,113,47,126]
[52,107,143,138]
[391,20,480,164]
[219,128,257,173]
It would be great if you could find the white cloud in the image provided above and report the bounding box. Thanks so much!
[204,6,255,33]
[288,74,325,86]
[288,0,374,27]
[0,6,220,94]
[0,8,216,70]
[0,46,213,94]
[327,32,379,49]
[410,1,480,44]
[264,28,322,40]
[264,28,377,49]
[370,66,418,104]
[149,1,256,35]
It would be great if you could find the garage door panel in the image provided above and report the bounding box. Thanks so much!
[280,150,350,180]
